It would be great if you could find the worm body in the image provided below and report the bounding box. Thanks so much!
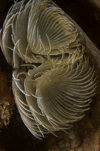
[0,0,97,139]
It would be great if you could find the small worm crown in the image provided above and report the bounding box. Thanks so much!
[0,0,96,139]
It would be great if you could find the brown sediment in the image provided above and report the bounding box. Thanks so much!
[0,72,13,128]
[0,97,12,128]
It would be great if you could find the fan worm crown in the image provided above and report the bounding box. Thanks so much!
[0,0,97,139]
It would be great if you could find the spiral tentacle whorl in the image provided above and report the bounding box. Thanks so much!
[0,0,97,139]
